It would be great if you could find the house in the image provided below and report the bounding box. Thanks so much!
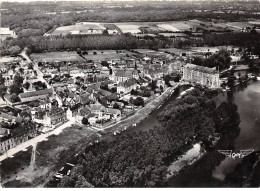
[157,80,166,89]
[39,99,52,110]
[2,70,15,86]
[117,78,140,95]
[0,124,38,154]
[19,88,53,102]
[65,92,81,107]
[70,68,85,78]
[86,102,121,124]
[169,60,186,75]
[111,68,140,83]
[183,64,220,88]
[110,101,124,109]
[100,67,110,75]
[0,113,23,124]
[31,107,67,127]
[60,67,69,75]
[0,27,17,41]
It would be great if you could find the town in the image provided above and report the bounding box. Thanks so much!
[0,0,260,188]
[0,43,258,159]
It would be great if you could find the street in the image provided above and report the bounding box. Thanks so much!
[0,119,75,162]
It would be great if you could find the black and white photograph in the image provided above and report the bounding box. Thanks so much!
[0,0,260,188]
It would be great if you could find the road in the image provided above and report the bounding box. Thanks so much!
[19,49,32,63]
[99,84,178,132]
[0,119,75,162]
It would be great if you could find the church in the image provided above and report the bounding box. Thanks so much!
[183,64,220,88]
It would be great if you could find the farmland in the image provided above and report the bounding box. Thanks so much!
[113,23,143,34]
[225,22,254,30]
[30,52,85,62]
[47,22,106,36]
[82,50,134,61]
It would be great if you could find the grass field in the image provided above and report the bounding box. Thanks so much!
[114,23,142,34]
[225,22,253,30]
[157,24,180,32]
[50,23,105,35]
[82,50,134,61]
[159,48,192,56]
[0,56,21,63]
[30,51,86,62]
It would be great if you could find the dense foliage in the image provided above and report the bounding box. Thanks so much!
[50,88,240,187]
[192,49,231,70]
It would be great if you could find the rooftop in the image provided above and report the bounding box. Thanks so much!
[185,64,218,74]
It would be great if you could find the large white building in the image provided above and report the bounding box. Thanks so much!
[183,64,220,88]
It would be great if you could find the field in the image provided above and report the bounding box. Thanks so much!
[225,22,253,30]
[30,51,86,62]
[49,22,105,35]
[113,23,142,34]
[0,56,21,63]
[82,50,134,61]
[189,46,235,53]
[159,48,192,56]
[159,33,188,37]
[157,24,180,32]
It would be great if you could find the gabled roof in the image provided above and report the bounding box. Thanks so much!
[19,88,53,99]
[114,70,133,78]
[185,64,218,74]
[118,78,138,88]
[79,93,90,104]
[89,103,105,111]
[103,108,120,115]
[79,107,91,116]
[98,89,112,97]
[0,127,8,136]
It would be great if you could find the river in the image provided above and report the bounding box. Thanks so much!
[167,80,260,187]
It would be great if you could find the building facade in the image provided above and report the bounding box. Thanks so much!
[183,64,220,88]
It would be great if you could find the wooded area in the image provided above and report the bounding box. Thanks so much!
[47,88,240,187]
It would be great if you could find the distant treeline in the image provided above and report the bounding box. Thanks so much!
[1,34,170,55]
[2,1,260,36]
[203,32,260,48]
[47,88,240,188]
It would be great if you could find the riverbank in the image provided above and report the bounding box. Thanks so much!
[167,80,260,187]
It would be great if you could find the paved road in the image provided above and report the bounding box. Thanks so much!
[19,49,32,63]
[100,84,178,132]
[0,119,75,162]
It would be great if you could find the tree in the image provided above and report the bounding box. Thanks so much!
[28,63,34,70]
[149,80,157,91]
[113,103,120,109]
[57,176,75,187]
[13,74,24,85]
[82,118,89,125]
[0,73,5,84]
[134,97,144,107]
[103,30,109,35]
[76,48,82,55]
[131,89,138,96]
[8,46,21,56]
[9,93,20,103]
[0,85,7,98]
[23,82,30,90]
[9,84,23,95]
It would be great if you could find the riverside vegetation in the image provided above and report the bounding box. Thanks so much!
[47,87,240,187]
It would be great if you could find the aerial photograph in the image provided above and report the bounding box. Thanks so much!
[0,0,259,188]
